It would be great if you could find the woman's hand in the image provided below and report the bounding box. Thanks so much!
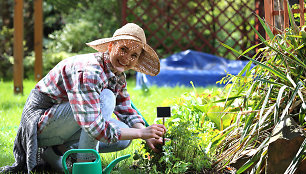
[139,124,167,140]
[145,138,164,153]
[121,123,167,153]
[120,124,166,140]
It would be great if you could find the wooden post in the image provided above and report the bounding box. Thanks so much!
[157,107,171,145]
[121,0,127,25]
[299,0,305,26]
[34,0,43,81]
[264,0,274,39]
[255,0,265,52]
[283,0,289,29]
[13,0,24,94]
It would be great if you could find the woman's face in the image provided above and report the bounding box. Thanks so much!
[108,40,143,73]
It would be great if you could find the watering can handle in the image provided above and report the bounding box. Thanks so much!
[103,154,131,174]
[62,149,101,174]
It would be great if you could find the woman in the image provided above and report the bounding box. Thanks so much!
[1,23,166,173]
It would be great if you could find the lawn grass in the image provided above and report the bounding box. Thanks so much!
[0,79,212,173]
[0,80,36,167]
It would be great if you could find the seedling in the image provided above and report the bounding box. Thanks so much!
[157,107,171,145]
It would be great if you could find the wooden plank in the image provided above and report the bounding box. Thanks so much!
[272,9,306,15]
[264,0,273,39]
[283,0,289,29]
[34,0,43,81]
[121,0,127,25]
[255,0,265,52]
[13,0,24,94]
[300,0,305,26]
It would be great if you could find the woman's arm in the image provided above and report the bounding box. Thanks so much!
[119,123,166,153]
[120,123,166,140]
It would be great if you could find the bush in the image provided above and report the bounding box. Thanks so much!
[0,26,14,80]
[45,0,121,54]
[24,51,76,78]
[213,6,306,173]
[46,19,100,53]
[133,86,224,173]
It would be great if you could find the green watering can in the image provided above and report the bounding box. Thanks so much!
[62,149,131,174]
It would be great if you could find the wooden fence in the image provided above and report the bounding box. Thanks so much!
[264,0,305,38]
[13,0,306,94]
[122,0,262,59]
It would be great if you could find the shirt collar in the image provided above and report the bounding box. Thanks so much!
[95,52,126,86]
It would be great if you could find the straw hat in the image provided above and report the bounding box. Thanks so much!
[86,23,160,76]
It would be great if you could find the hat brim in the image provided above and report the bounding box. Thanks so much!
[86,36,160,76]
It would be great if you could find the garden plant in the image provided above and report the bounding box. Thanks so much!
[133,83,231,173]
[214,4,305,173]
[133,4,306,174]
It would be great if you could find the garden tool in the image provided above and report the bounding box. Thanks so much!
[131,101,149,127]
[62,149,131,174]
[157,107,171,145]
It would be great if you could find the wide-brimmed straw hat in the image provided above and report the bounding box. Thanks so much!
[86,23,160,76]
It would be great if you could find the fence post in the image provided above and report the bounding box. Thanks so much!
[264,0,274,39]
[255,0,265,49]
[121,0,127,25]
[283,0,289,29]
[299,0,305,26]
[13,0,24,94]
[34,0,43,82]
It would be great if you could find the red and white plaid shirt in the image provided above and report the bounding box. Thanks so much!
[35,52,144,143]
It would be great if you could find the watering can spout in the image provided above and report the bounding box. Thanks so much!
[102,154,131,174]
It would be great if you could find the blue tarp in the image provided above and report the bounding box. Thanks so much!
[136,50,253,88]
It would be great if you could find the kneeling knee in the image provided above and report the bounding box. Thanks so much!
[117,140,132,150]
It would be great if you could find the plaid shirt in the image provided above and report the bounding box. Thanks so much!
[35,52,144,143]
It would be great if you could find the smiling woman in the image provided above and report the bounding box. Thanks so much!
[108,40,143,73]
[1,23,164,173]
[87,23,160,76]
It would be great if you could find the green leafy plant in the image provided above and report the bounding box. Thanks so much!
[46,20,100,53]
[133,85,226,173]
[24,51,76,78]
[212,3,306,173]
[0,26,23,80]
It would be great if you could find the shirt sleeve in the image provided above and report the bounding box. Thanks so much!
[114,82,145,128]
[66,70,121,144]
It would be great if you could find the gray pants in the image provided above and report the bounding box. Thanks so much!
[37,89,131,160]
